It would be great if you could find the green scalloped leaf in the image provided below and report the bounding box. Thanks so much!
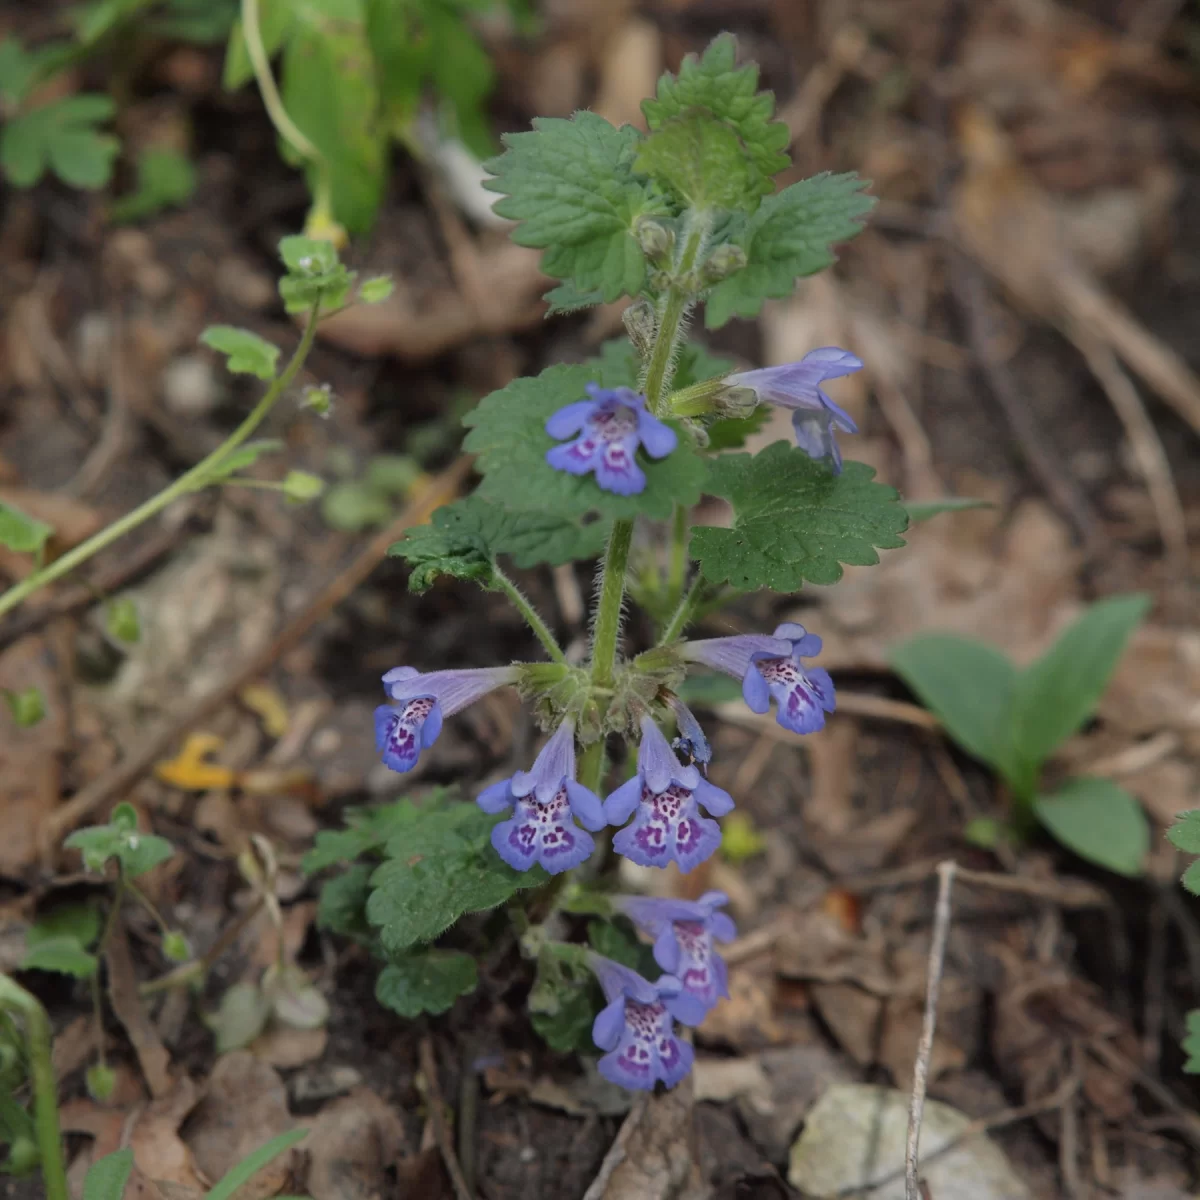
[366,801,545,954]
[641,33,789,207]
[692,442,907,591]
[390,495,610,588]
[375,950,478,1017]
[483,111,666,305]
[705,173,875,328]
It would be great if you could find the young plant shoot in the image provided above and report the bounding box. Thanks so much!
[357,34,909,1091]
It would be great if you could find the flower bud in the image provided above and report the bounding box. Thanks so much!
[163,931,191,962]
[300,383,334,417]
[700,244,747,285]
[633,216,674,263]
[282,470,326,503]
[86,1063,116,1102]
[622,300,657,359]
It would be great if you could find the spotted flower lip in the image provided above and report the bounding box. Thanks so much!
[725,347,862,474]
[375,665,516,774]
[603,715,734,874]
[613,890,736,1019]
[545,384,677,496]
[681,623,835,736]
[588,953,696,1091]
[476,719,606,875]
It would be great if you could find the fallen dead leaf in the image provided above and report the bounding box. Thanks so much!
[249,1025,328,1070]
[106,922,173,1098]
[61,1079,205,1193]
[0,636,66,874]
[302,1088,407,1200]
[185,1051,296,1200]
[582,1078,704,1200]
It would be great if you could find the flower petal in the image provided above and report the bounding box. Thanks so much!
[681,634,792,678]
[592,995,626,1051]
[476,778,514,814]
[694,777,735,818]
[593,436,646,496]
[653,925,681,974]
[603,776,643,826]
[565,780,606,832]
[512,719,576,804]
[637,715,695,794]
[741,664,771,713]
[806,666,837,712]
[546,438,599,475]
[545,399,596,439]
[636,409,678,459]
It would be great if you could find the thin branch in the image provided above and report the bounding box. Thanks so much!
[906,860,958,1200]
[417,1036,474,1200]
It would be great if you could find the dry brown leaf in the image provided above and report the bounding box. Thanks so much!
[582,1078,703,1200]
[698,962,790,1050]
[0,636,66,873]
[249,1025,328,1070]
[315,242,545,361]
[130,1080,205,1191]
[775,910,897,996]
[185,1052,296,1200]
[735,1045,857,1165]
[302,1088,407,1200]
[993,960,1138,1133]
[106,922,173,1098]
[61,1079,205,1193]
[806,496,1079,674]
[52,1014,101,1081]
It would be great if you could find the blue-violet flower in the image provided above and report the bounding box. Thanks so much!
[604,714,734,873]
[476,718,606,874]
[545,384,677,496]
[681,623,835,735]
[614,890,736,1018]
[375,665,516,773]
[725,347,862,473]
[589,953,695,1090]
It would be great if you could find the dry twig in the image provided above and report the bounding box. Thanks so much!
[905,860,957,1200]
[417,1036,474,1200]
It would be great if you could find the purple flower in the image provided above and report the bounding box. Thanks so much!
[613,891,736,1018]
[681,623,835,735]
[545,385,677,496]
[476,719,606,875]
[726,347,862,473]
[589,954,695,1090]
[666,694,711,773]
[375,665,516,773]
[604,715,734,873]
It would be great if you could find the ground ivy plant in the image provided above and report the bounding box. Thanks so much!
[316,34,912,1092]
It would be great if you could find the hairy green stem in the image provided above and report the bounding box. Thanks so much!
[666,504,688,604]
[491,567,566,664]
[0,304,322,620]
[589,519,634,688]
[0,976,68,1200]
[642,221,709,415]
[658,573,706,645]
